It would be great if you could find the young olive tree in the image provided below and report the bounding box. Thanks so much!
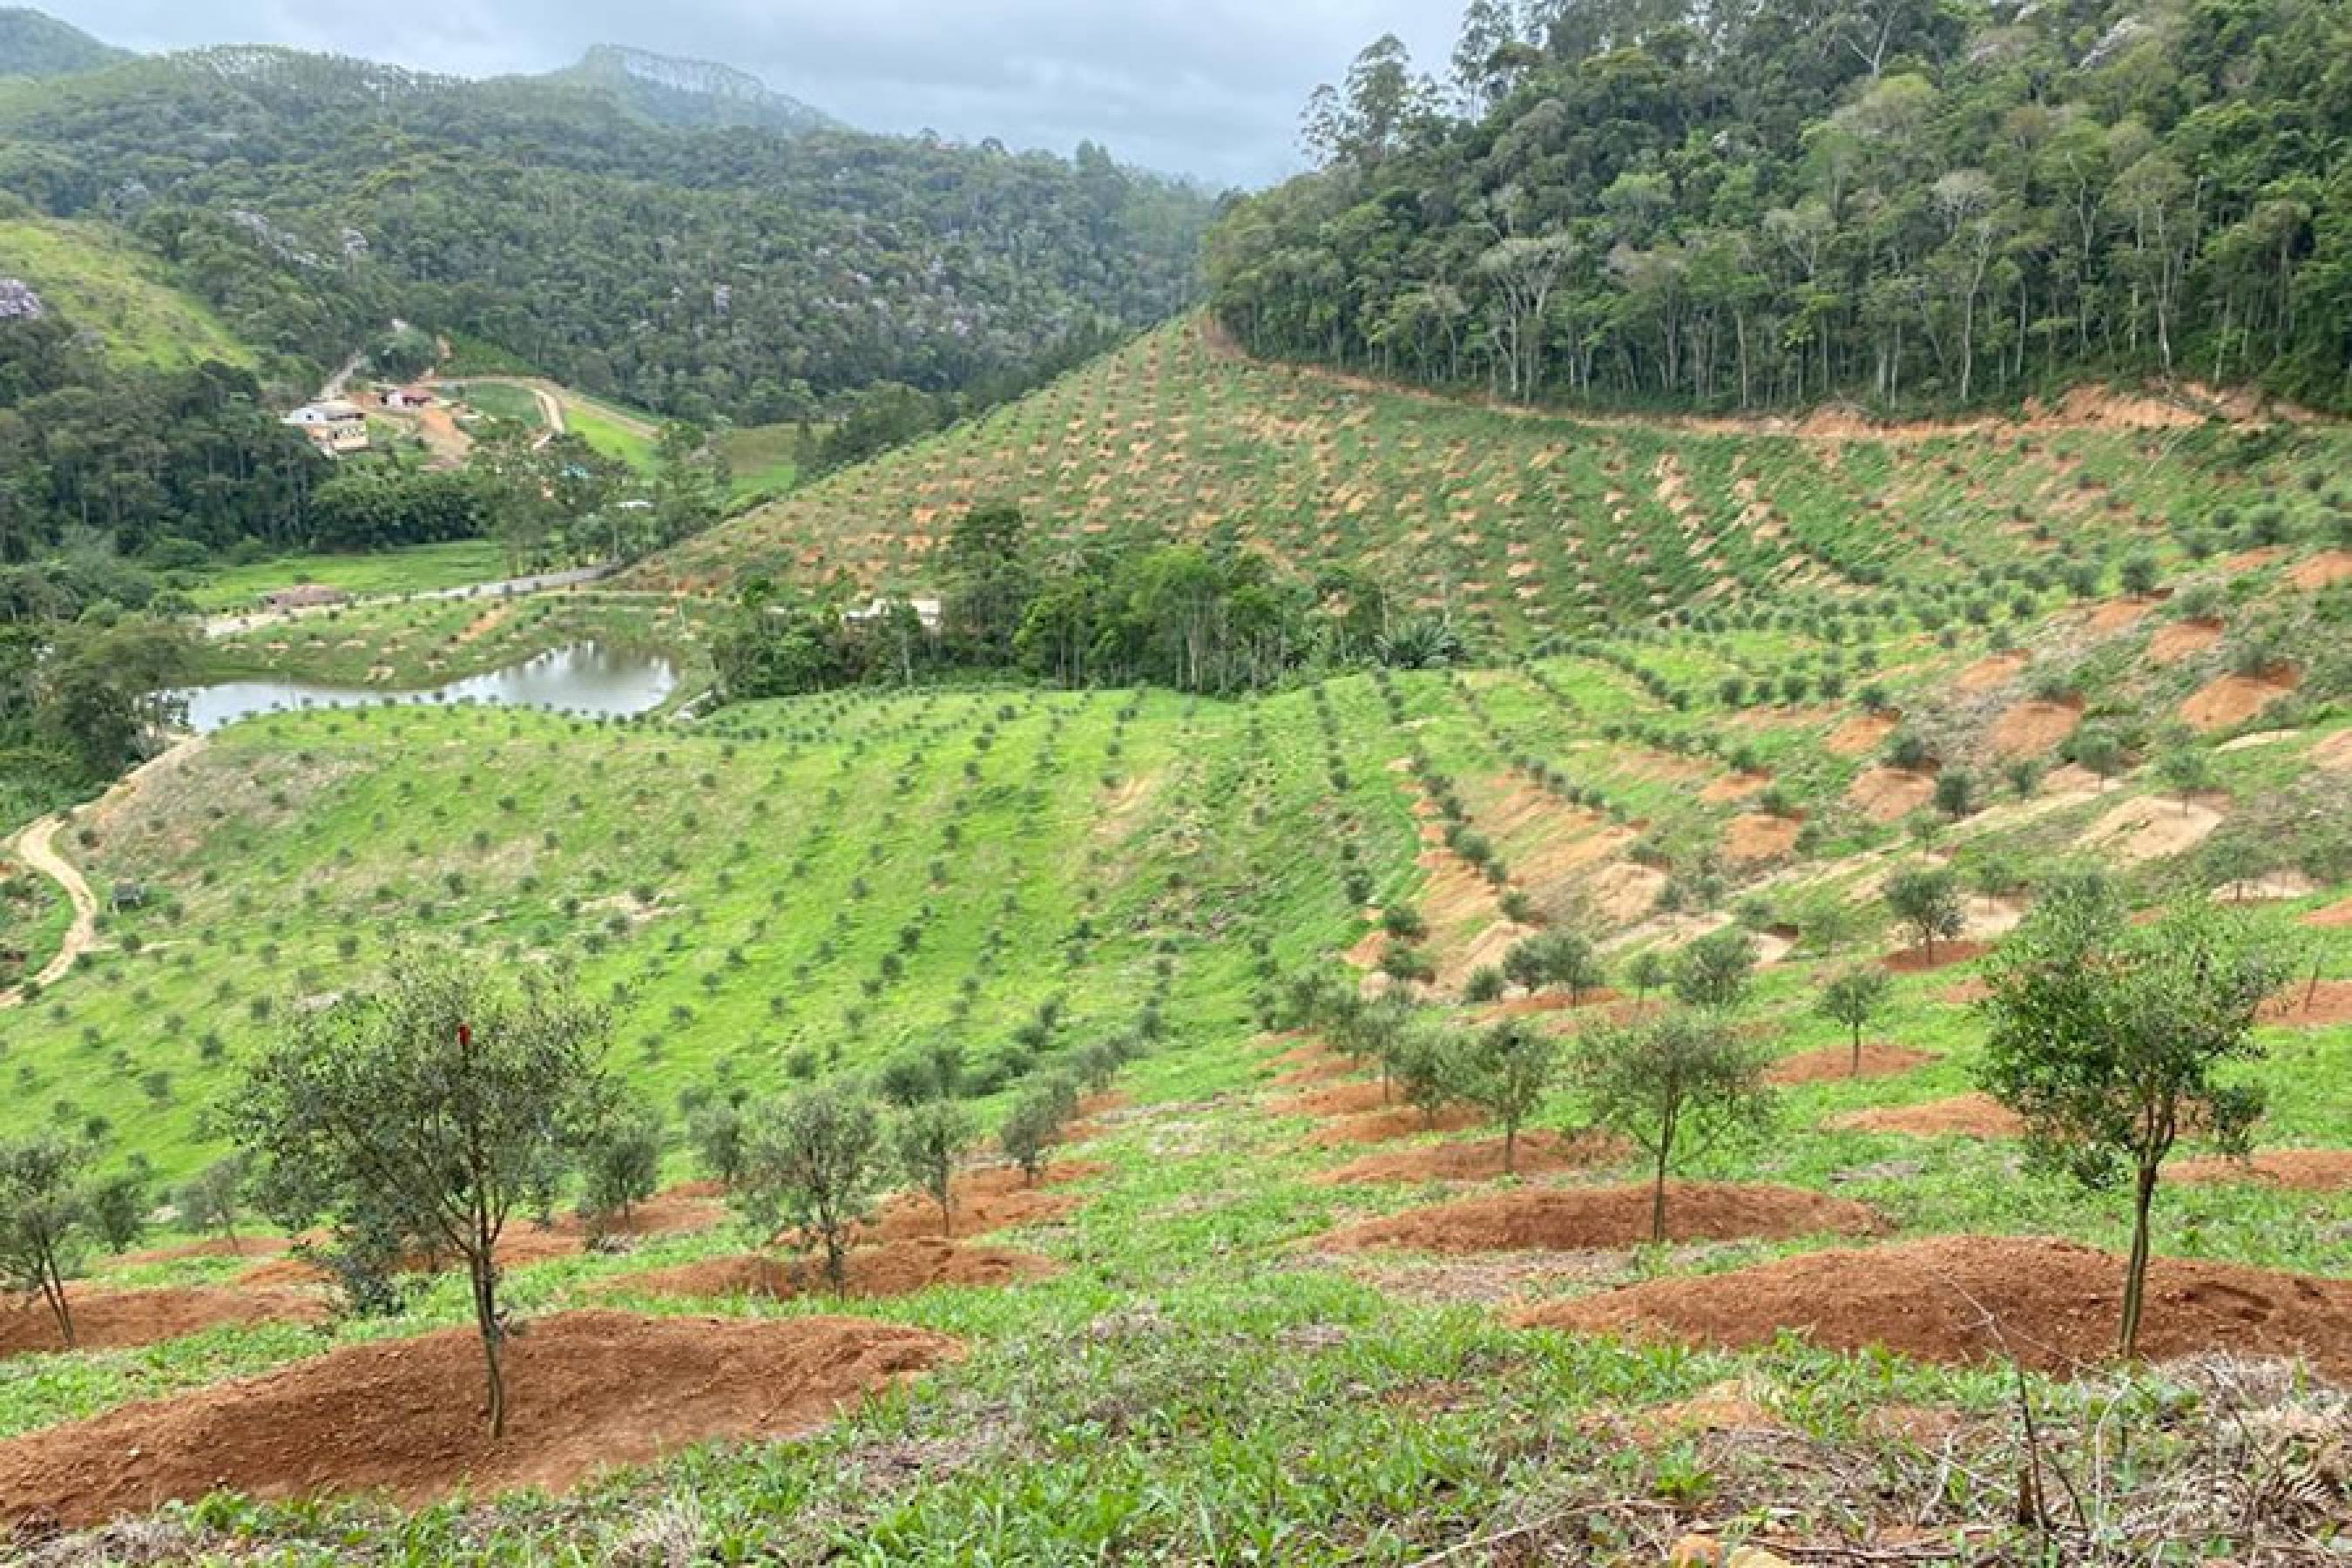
[1815,966,1893,1074]
[1885,866,1966,964]
[1450,1018,1558,1174]
[1980,896,2284,1358]
[893,1098,979,1238]
[175,1157,249,1250]
[578,1103,664,1233]
[1503,930,1605,1005]
[1573,1012,1774,1243]
[1671,929,1758,1013]
[999,1080,1074,1186]
[230,948,616,1438]
[0,1133,94,1345]
[736,1084,882,1289]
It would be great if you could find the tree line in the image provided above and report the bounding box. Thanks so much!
[1207,0,2352,414]
[713,504,1469,701]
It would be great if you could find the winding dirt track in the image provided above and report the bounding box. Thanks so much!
[0,814,97,1006]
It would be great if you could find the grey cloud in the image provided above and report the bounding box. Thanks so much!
[49,0,1466,185]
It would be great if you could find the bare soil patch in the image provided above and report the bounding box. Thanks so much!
[2147,618,2223,665]
[1514,1236,2352,1381]
[1880,939,1991,974]
[610,1240,1058,1301]
[1699,772,1771,805]
[2079,795,2224,864]
[2261,979,2352,1029]
[1826,711,1900,757]
[2180,668,2300,732]
[1271,1080,1393,1119]
[0,1310,958,1526]
[1987,699,2082,760]
[1834,1094,2022,1139]
[1957,652,2028,692]
[111,1234,292,1268]
[1317,1182,1880,1254]
[2302,896,2352,929]
[1272,1056,1364,1088]
[2317,731,2352,773]
[1725,814,1802,864]
[1848,768,1936,824]
[1767,1042,1935,1086]
[2288,549,2352,591]
[1304,1105,1488,1149]
[863,1161,1099,1243]
[2083,598,2153,634]
[0,1287,325,1359]
[1314,1131,1629,1186]
[2175,1150,2352,1193]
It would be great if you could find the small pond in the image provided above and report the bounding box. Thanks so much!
[173,643,680,734]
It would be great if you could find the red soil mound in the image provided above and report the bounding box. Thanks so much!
[2083,598,2153,634]
[1848,767,1936,824]
[1271,1080,1394,1119]
[1699,772,1770,805]
[612,1239,1058,1301]
[1986,699,2081,760]
[1304,1105,1488,1149]
[1314,1130,1629,1186]
[2288,549,2352,591]
[239,1190,728,1288]
[1957,652,2029,691]
[0,1287,326,1359]
[2175,1150,2352,1193]
[1881,939,1991,974]
[1826,711,1900,757]
[0,1310,959,1527]
[1724,814,1802,864]
[2261,979,2352,1029]
[1872,940,1984,973]
[1835,1094,2022,1138]
[2303,896,2352,929]
[1271,1056,1362,1087]
[1317,1182,1880,1254]
[1516,1236,2352,1381]
[1767,1042,1935,1085]
[2147,618,2223,666]
[2180,667,2300,732]
[862,1160,1099,1243]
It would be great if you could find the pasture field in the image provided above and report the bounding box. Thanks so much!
[177,541,516,612]
[0,214,255,371]
[0,327,2345,1561]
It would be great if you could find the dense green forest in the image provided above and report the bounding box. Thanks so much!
[1208,0,2352,413]
[0,44,1217,421]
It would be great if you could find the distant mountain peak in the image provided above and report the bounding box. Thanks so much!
[551,44,837,135]
[0,7,132,79]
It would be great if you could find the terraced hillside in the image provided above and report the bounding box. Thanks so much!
[635,318,2348,655]
[1,320,2347,1558]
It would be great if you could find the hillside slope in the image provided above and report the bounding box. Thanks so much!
[634,317,2351,652]
[0,8,125,78]
[537,44,835,134]
[0,213,255,368]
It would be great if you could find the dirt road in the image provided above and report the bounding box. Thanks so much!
[0,814,97,1007]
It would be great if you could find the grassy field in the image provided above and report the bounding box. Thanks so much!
[566,392,662,472]
[178,541,516,612]
[449,381,547,430]
[0,215,254,370]
[716,419,804,501]
[0,326,2345,1558]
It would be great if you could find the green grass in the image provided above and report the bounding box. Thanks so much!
[566,393,661,472]
[450,382,546,430]
[0,215,254,369]
[177,541,516,612]
[716,420,803,500]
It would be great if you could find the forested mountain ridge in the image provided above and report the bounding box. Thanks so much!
[538,45,838,135]
[0,8,123,79]
[1208,0,2352,416]
[0,33,1216,422]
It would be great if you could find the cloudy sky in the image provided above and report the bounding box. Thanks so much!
[45,0,1466,187]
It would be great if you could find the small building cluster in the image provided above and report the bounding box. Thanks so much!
[280,399,369,455]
